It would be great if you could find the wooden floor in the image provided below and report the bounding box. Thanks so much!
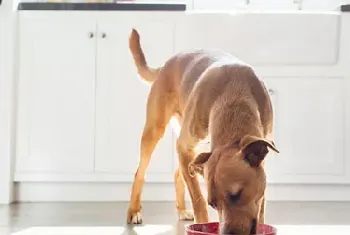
[1,202,350,234]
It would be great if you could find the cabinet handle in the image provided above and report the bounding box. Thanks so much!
[268,89,275,95]
[88,32,94,38]
[101,33,107,38]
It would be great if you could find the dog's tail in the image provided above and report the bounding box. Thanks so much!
[129,28,160,83]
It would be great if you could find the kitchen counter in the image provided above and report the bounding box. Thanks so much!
[341,4,350,12]
[17,2,186,11]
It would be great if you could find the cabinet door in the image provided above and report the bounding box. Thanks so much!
[263,77,346,183]
[95,15,176,182]
[16,13,96,173]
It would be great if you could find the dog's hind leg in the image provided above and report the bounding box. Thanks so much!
[127,82,175,224]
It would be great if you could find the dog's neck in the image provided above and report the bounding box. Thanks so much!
[209,99,264,149]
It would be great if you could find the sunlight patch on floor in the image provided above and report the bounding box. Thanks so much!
[11,227,125,235]
[133,224,173,235]
[274,225,350,235]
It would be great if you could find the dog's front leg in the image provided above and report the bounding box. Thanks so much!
[174,167,195,221]
[259,163,267,224]
[177,138,209,224]
[259,196,266,224]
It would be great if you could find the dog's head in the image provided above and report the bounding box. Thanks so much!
[189,135,279,234]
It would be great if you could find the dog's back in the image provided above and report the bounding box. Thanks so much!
[129,29,272,138]
[129,29,250,111]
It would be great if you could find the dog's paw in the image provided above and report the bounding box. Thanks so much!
[131,212,143,224]
[127,210,143,224]
[178,210,194,221]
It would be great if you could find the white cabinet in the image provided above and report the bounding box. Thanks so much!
[15,12,180,182]
[13,11,350,202]
[175,13,339,66]
[94,16,176,181]
[263,77,347,184]
[16,14,96,173]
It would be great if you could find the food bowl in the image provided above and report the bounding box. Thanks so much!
[186,222,277,235]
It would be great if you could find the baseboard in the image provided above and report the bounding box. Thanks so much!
[14,182,350,202]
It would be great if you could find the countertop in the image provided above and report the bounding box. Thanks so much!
[341,4,350,12]
[17,2,186,11]
[16,2,350,12]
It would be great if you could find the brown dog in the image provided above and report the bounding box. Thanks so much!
[126,29,279,234]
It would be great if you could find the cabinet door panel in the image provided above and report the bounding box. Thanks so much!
[263,77,345,182]
[16,14,96,173]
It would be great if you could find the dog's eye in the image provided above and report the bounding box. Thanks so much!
[228,189,243,204]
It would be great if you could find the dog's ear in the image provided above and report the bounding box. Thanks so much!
[240,135,279,167]
[189,152,211,177]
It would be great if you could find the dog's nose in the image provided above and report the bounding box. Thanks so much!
[221,226,248,235]
[250,219,257,234]
[220,228,239,234]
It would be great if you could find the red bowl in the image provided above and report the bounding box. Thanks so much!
[186,222,277,235]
